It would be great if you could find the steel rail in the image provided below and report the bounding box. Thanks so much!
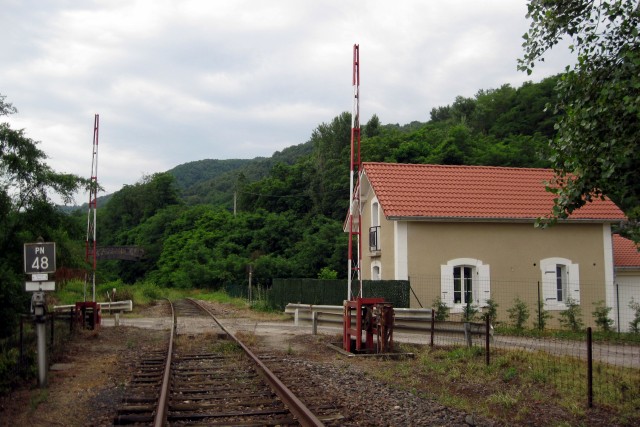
[187,298,325,427]
[153,299,175,427]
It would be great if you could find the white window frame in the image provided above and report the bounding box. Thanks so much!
[440,258,490,312]
[369,198,381,253]
[540,257,580,310]
[371,199,380,228]
[371,261,381,281]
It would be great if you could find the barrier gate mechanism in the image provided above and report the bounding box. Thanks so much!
[75,301,101,330]
[343,297,395,354]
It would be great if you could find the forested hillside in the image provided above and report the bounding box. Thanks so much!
[94,75,560,289]
[168,140,313,206]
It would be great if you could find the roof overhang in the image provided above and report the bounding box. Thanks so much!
[615,266,640,272]
[385,216,621,224]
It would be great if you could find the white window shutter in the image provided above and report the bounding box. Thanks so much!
[567,263,580,304]
[541,269,557,309]
[440,264,454,308]
[477,264,491,307]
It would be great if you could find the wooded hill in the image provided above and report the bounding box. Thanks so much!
[94,75,560,289]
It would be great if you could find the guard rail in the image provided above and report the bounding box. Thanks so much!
[284,303,492,346]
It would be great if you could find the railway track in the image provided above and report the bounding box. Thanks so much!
[114,299,343,426]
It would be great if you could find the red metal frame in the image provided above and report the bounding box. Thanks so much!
[343,297,385,353]
[75,301,101,329]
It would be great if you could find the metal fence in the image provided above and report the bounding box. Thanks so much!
[408,275,640,333]
[0,311,74,392]
[407,274,640,408]
[267,279,410,311]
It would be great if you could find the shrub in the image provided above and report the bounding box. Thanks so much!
[535,302,552,331]
[558,297,584,332]
[481,297,498,323]
[629,298,640,334]
[113,287,135,304]
[507,297,529,330]
[317,267,338,279]
[462,303,479,322]
[592,300,614,332]
[432,296,449,321]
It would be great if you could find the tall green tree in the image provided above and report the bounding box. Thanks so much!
[1,95,89,337]
[520,0,640,242]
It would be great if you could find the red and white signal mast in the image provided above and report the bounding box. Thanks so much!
[343,45,394,354]
[347,44,362,301]
[86,114,99,303]
[76,114,102,330]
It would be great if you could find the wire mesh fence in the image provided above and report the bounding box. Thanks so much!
[267,279,410,310]
[228,274,640,408]
[408,274,640,333]
[0,312,74,392]
[408,273,640,409]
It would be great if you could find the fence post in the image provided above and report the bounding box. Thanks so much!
[537,281,542,330]
[464,322,472,348]
[50,313,54,347]
[312,311,318,335]
[19,316,24,372]
[485,316,490,366]
[587,327,593,408]
[430,309,435,347]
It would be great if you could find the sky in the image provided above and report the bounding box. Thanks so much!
[1,0,574,203]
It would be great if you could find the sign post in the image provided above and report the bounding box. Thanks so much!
[24,240,56,387]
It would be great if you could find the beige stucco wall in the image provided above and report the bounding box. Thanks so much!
[361,190,396,280]
[405,222,609,327]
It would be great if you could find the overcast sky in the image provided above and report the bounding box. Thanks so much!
[1,0,574,202]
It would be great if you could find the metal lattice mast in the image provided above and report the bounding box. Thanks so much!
[347,44,362,300]
[85,114,99,302]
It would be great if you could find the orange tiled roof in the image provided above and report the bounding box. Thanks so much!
[362,162,625,221]
[613,234,640,268]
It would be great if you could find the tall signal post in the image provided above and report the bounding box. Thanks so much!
[85,114,99,302]
[343,45,394,354]
[347,44,362,300]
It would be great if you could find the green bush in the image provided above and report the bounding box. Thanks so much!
[629,298,640,334]
[481,297,498,323]
[558,297,584,332]
[535,301,552,331]
[141,282,163,300]
[592,300,614,332]
[432,296,449,321]
[507,297,529,330]
[462,303,479,322]
[317,267,338,279]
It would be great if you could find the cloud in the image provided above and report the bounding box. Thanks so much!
[1,0,575,199]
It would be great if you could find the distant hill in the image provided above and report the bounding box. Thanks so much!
[167,140,313,207]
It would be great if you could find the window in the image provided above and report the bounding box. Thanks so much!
[372,261,381,280]
[372,200,380,227]
[441,258,490,310]
[454,266,473,304]
[556,264,567,302]
[541,258,580,310]
[369,199,381,252]
[369,226,380,251]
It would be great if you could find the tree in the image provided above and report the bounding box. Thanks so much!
[1,94,89,338]
[520,0,640,243]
